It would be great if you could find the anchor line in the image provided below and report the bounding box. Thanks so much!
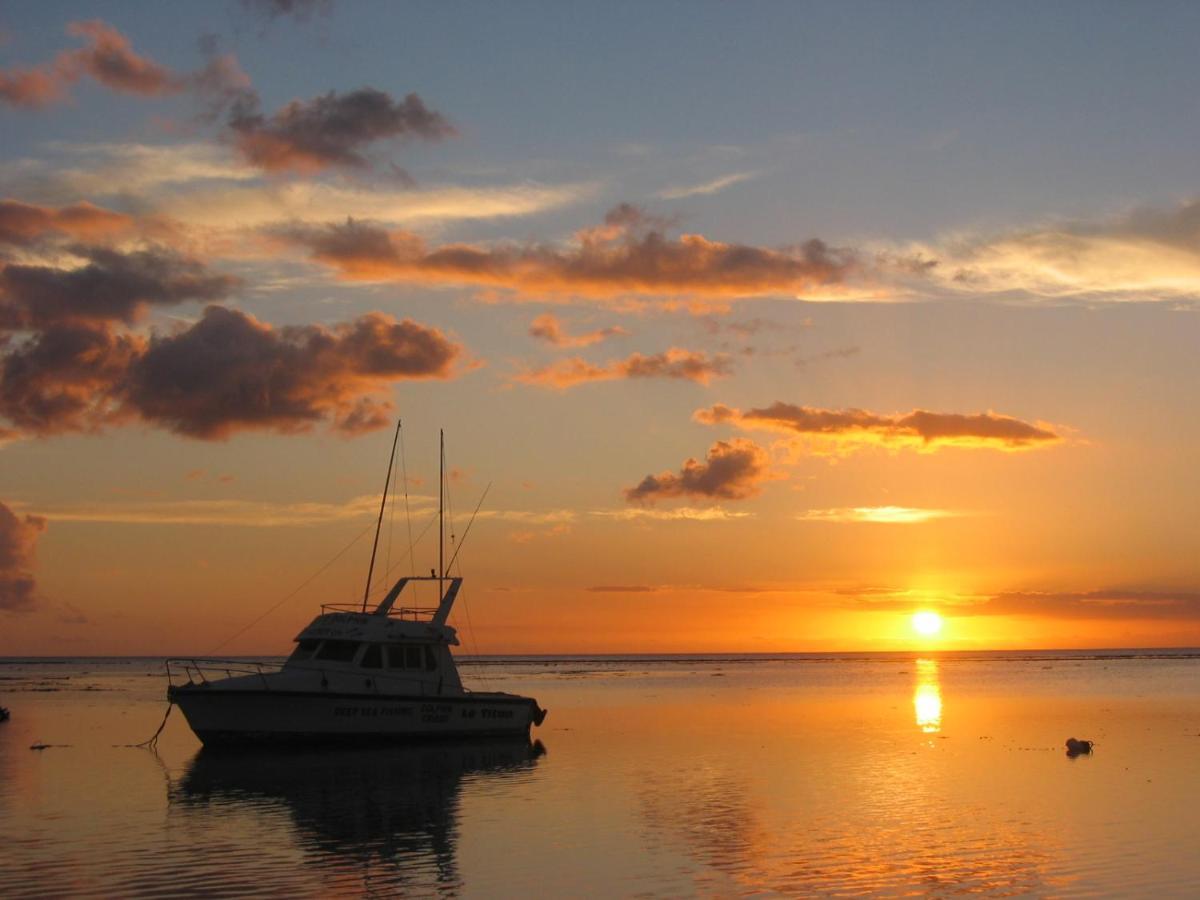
[117,700,173,750]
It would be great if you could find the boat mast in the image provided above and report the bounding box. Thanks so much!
[362,419,402,613]
[438,428,444,598]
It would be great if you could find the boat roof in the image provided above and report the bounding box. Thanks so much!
[294,611,459,645]
[294,574,463,645]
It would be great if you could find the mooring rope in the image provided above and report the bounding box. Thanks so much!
[117,701,173,750]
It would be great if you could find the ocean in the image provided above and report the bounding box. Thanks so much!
[2,651,1199,897]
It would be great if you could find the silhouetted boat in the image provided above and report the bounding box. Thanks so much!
[167,429,547,747]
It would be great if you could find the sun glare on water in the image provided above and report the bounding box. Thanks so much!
[911,610,944,637]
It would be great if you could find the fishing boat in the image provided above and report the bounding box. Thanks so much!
[167,428,547,747]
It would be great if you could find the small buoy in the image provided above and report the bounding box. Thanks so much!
[1065,737,1094,757]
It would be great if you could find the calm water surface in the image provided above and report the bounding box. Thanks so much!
[2,651,1199,897]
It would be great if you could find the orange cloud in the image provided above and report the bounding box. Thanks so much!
[972,589,1200,620]
[228,88,455,174]
[278,205,859,301]
[528,313,629,347]
[62,20,179,96]
[625,438,770,504]
[843,587,1200,622]
[0,306,463,439]
[0,500,46,612]
[515,348,731,390]
[126,306,461,438]
[0,246,237,330]
[0,199,133,247]
[695,401,1061,452]
[0,20,181,108]
[0,321,144,434]
[0,64,67,108]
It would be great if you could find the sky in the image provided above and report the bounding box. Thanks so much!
[1,0,1199,655]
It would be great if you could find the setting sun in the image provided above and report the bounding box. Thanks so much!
[912,611,944,637]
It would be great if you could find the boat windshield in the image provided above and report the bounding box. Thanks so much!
[287,639,320,663]
[313,640,360,663]
[385,644,438,671]
[360,644,383,669]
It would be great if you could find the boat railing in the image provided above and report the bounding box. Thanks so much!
[167,658,278,689]
[166,657,447,696]
[320,603,440,621]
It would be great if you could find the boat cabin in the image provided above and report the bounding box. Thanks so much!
[282,575,468,694]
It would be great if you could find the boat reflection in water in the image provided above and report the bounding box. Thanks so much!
[913,658,942,733]
[172,739,544,893]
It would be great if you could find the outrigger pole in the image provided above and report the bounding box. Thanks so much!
[363,419,402,612]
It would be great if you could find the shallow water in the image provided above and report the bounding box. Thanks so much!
[2,652,1199,897]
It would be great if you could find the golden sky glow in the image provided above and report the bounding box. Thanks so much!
[2,6,1200,654]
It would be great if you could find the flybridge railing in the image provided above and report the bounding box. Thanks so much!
[320,603,440,620]
[165,657,444,696]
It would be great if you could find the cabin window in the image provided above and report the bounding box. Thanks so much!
[314,639,360,663]
[385,646,407,670]
[405,646,423,669]
[425,646,438,671]
[288,639,320,662]
[360,644,383,669]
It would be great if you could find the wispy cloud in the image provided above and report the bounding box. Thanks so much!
[696,402,1063,452]
[177,181,595,235]
[970,589,1200,620]
[840,585,1200,621]
[528,313,629,348]
[18,494,384,527]
[901,197,1200,303]
[797,506,964,524]
[591,506,752,521]
[477,509,577,524]
[1,142,595,234]
[656,170,759,200]
[11,496,744,529]
[515,348,731,390]
[0,143,258,198]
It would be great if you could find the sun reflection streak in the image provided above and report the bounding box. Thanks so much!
[913,658,942,733]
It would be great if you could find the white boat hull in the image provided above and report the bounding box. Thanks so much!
[169,685,544,746]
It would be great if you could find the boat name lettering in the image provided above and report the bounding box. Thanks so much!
[420,702,451,724]
[463,707,515,720]
[333,705,414,717]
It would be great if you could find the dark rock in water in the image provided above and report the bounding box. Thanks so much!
[0,706,9,722]
[1065,737,1094,757]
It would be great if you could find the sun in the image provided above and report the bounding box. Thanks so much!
[911,610,944,637]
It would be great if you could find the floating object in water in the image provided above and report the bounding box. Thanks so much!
[0,706,9,722]
[166,427,547,747]
[1065,737,1094,757]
